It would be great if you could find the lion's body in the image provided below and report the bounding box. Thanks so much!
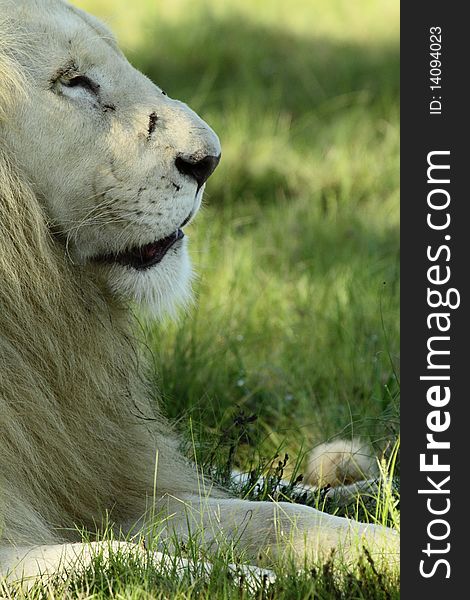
[0,0,397,584]
[0,137,200,547]
[0,0,217,562]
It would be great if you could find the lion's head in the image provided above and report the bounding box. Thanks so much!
[0,0,220,316]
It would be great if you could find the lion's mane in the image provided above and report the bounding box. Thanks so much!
[0,20,197,547]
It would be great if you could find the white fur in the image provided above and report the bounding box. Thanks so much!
[1,0,218,319]
[102,239,195,318]
[306,439,378,487]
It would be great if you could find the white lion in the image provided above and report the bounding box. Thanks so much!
[0,0,398,586]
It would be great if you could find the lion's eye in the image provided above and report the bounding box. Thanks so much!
[63,75,99,95]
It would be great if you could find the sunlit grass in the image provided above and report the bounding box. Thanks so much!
[2,542,400,600]
[1,442,400,599]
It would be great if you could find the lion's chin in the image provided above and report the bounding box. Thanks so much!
[102,244,194,320]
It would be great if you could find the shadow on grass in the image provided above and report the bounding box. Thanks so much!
[126,14,399,218]
[135,14,400,448]
[130,14,399,118]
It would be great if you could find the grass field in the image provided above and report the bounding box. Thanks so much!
[5,0,399,597]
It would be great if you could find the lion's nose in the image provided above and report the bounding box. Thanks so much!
[175,154,220,189]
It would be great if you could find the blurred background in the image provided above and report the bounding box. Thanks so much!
[73,0,399,475]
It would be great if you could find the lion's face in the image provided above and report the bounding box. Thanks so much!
[2,0,220,315]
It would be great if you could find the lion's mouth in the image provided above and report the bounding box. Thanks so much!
[96,229,184,271]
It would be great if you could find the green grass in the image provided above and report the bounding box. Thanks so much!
[2,549,400,600]
[135,0,401,471]
[8,0,399,596]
